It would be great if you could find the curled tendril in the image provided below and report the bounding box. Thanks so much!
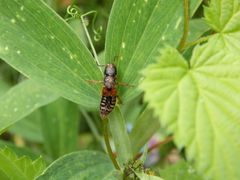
[66,5,102,42]
[66,5,81,19]
[90,12,103,41]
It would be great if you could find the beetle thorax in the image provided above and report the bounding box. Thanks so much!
[104,76,116,89]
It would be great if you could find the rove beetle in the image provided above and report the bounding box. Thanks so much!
[100,64,118,118]
[79,11,132,118]
[87,62,131,119]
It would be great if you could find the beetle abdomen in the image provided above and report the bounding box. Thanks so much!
[100,95,116,118]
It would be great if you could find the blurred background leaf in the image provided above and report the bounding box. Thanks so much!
[0,80,58,133]
[9,109,44,143]
[41,98,79,160]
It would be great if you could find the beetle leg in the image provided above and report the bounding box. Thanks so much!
[117,95,123,104]
[86,80,103,84]
[117,82,135,87]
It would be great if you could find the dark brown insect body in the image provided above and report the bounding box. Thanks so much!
[100,64,117,119]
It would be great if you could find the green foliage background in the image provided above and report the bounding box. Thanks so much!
[0,0,239,179]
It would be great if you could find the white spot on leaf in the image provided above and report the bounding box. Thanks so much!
[14,108,18,112]
[5,46,8,51]
[73,89,80,94]
[121,42,126,49]
[11,19,16,23]
[17,50,21,54]
[20,6,24,11]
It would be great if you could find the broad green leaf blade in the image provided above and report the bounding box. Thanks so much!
[41,98,79,160]
[140,39,240,180]
[160,161,203,180]
[109,107,132,166]
[129,109,160,155]
[0,0,102,108]
[8,109,44,143]
[37,151,115,180]
[0,80,58,133]
[105,0,201,103]
[204,0,240,32]
[0,148,45,180]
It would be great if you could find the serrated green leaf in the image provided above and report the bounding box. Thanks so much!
[0,140,41,160]
[0,80,58,133]
[0,148,45,180]
[41,98,79,160]
[105,0,201,103]
[204,0,240,56]
[109,107,132,166]
[8,109,44,143]
[37,151,115,180]
[204,0,240,32]
[140,39,240,180]
[0,0,101,108]
[160,161,203,180]
[216,32,240,55]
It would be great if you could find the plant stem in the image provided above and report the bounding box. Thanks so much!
[102,118,121,170]
[177,0,189,52]
[184,35,212,50]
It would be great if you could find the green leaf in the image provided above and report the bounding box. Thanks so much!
[140,39,240,180]
[129,109,160,155]
[37,151,115,180]
[0,80,58,133]
[8,109,44,143]
[0,140,42,160]
[0,148,45,180]
[0,0,101,108]
[109,107,132,166]
[105,0,201,103]
[41,98,79,160]
[214,30,240,55]
[136,172,163,180]
[0,80,10,96]
[160,161,203,180]
[204,0,240,32]
[204,0,240,55]
[188,19,210,42]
